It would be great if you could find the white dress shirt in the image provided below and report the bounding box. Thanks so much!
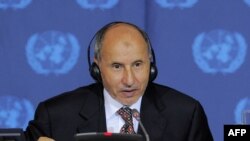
[104,88,142,133]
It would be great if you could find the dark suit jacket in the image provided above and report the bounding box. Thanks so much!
[24,83,213,141]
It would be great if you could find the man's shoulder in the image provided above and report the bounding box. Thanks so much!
[42,83,102,108]
[149,83,199,106]
[147,83,204,118]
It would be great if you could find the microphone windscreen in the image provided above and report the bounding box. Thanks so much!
[132,109,141,121]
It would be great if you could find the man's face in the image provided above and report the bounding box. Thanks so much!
[96,24,150,106]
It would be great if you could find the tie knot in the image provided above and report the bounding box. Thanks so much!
[118,107,132,114]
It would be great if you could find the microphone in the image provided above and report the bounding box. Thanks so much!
[132,109,150,141]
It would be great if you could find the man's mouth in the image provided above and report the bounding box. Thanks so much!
[121,89,137,97]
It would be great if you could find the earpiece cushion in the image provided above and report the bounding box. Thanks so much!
[149,63,158,82]
[90,63,102,82]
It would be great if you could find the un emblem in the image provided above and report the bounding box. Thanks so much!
[244,0,250,6]
[192,30,247,74]
[0,0,31,10]
[234,97,250,124]
[155,0,198,9]
[76,0,119,10]
[26,31,80,75]
[0,95,34,129]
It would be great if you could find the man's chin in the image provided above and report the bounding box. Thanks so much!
[118,98,138,106]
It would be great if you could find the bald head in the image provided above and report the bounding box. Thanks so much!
[94,22,152,61]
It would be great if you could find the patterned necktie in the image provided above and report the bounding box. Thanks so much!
[117,107,136,134]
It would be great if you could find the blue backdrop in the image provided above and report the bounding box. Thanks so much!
[1,0,250,141]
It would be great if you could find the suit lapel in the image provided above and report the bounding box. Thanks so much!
[77,84,107,133]
[139,83,167,141]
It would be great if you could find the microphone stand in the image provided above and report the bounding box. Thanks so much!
[132,109,150,141]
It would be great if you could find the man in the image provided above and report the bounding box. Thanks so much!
[24,22,213,141]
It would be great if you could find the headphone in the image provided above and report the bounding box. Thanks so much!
[88,21,158,83]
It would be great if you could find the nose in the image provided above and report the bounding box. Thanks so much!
[122,67,135,87]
